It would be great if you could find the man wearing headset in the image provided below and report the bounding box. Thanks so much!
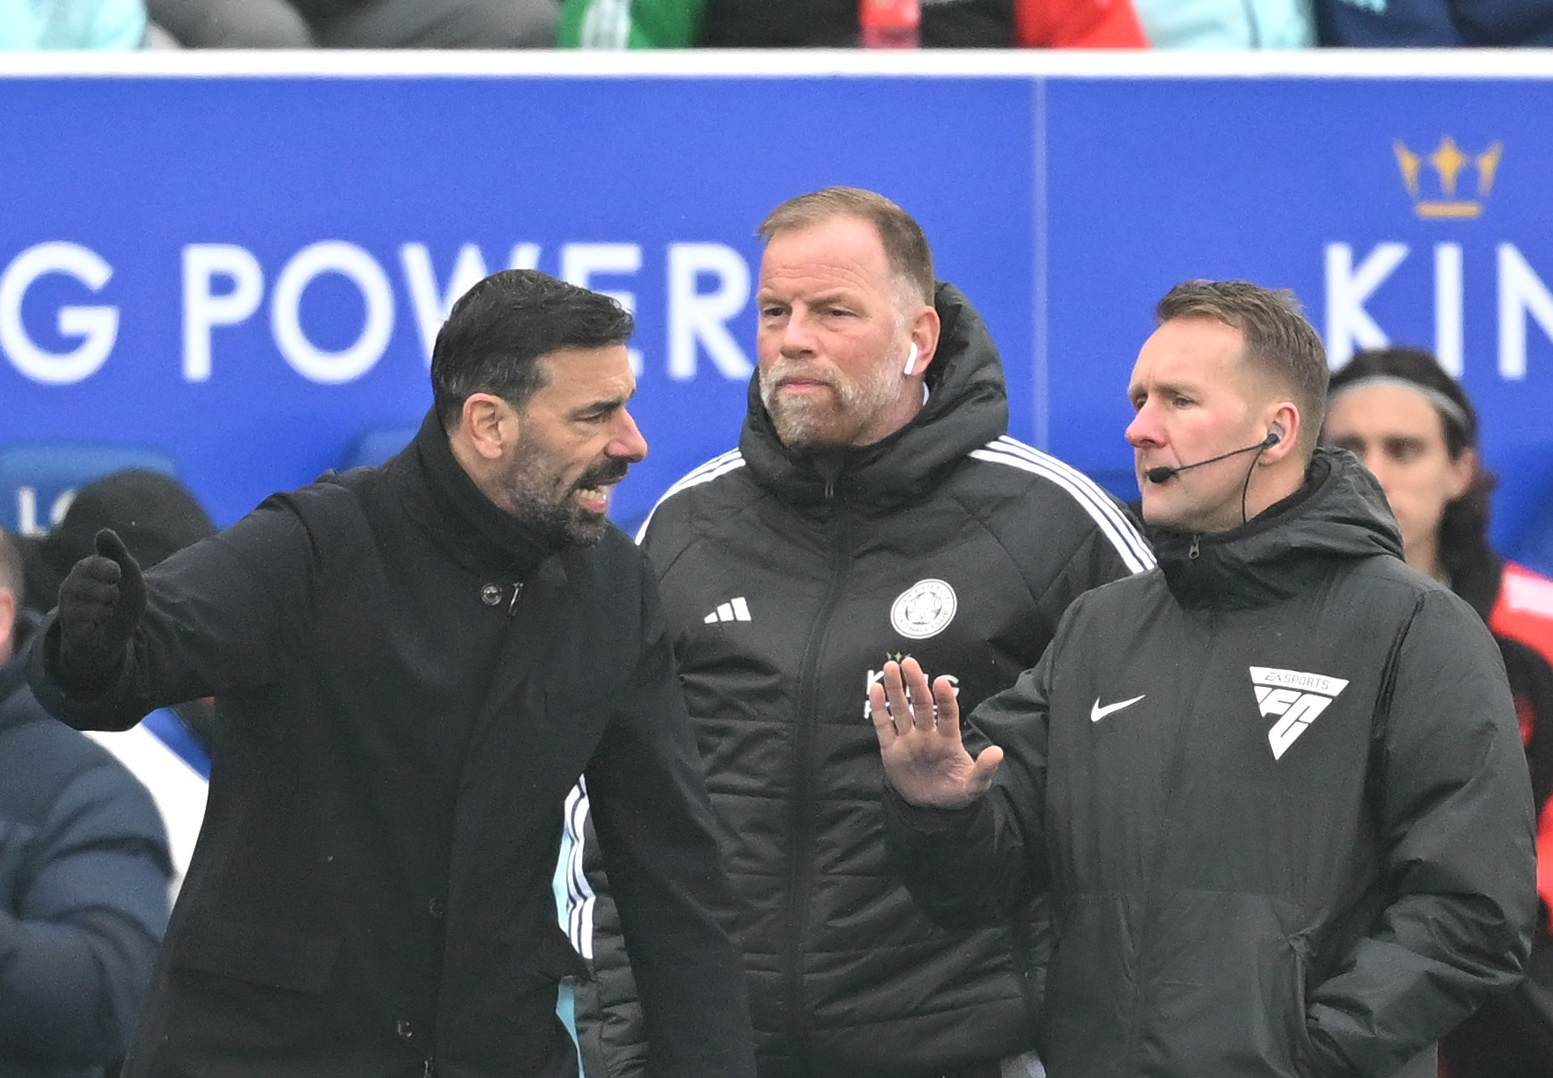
[874,279,1535,1078]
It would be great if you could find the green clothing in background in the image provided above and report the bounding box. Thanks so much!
[559,0,706,46]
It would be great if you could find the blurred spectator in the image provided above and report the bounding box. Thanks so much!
[145,0,560,46]
[16,469,216,622]
[0,528,172,1078]
[14,469,214,895]
[1325,346,1553,1078]
[561,0,1146,47]
[1132,0,1314,46]
[0,0,148,48]
[1312,0,1553,44]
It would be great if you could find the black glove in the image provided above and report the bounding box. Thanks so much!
[56,528,146,694]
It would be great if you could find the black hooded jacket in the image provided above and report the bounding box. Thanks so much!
[887,449,1536,1078]
[572,283,1151,1077]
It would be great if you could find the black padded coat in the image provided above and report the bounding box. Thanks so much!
[574,284,1152,1078]
[888,450,1536,1078]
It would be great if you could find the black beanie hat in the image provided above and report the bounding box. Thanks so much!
[24,469,216,614]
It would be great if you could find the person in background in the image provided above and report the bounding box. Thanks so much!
[1325,345,1553,1078]
[1312,0,1552,45]
[560,0,1145,48]
[141,0,558,47]
[0,0,148,48]
[0,528,172,1078]
[16,469,217,896]
[875,279,1534,1078]
[1130,0,1313,47]
[16,469,217,626]
[568,186,1152,1078]
[25,269,754,1078]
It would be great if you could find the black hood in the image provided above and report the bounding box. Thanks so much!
[1150,446,1405,610]
[737,281,1008,513]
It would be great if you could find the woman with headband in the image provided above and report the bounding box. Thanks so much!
[1325,346,1553,1078]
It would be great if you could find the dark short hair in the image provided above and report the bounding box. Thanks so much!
[430,269,635,431]
[757,187,934,306]
[1327,346,1494,579]
[0,530,22,607]
[1156,279,1328,451]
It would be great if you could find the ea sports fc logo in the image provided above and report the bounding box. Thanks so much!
[891,579,957,640]
[1250,666,1350,759]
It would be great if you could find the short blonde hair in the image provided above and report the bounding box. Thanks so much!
[1156,279,1328,450]
[758,187,934,306]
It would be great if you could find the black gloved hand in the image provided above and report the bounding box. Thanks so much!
[56,528,146,694]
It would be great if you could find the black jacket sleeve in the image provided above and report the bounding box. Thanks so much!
[581,562,754,1078]
[1305,590,1537,1077]
[26,497,318,730]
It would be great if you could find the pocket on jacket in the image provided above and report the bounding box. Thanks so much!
[170,917,341,992]
[532,917,590,984]
[1117,892,1308,1076]
[1287,934,1319,1078]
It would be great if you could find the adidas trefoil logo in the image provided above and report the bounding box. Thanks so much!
[1249,666,1350,759]
[704,597,751,624]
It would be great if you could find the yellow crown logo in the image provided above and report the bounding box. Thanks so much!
[1394,137,1503,219]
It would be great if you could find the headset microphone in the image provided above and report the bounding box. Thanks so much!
[902,342,919,376]
[1145,428,1280,485]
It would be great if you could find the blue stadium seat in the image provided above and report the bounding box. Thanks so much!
[338,425,419,471]
[0,442,179,536]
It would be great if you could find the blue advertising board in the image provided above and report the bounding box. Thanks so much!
[0,63,1035,535]
[1045,73,1553,551]
[3,54,1552,565]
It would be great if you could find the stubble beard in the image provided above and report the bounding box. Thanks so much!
[501,447,626,548]
[761,356,904,452]
[506,482,603,548]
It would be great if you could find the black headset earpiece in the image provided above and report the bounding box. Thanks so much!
[1265,425,1283,447]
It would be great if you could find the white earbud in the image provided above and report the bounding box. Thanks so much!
[903,342,919,376]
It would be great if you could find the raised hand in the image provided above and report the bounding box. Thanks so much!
[869,656,1003,809]
[56,528,146,692]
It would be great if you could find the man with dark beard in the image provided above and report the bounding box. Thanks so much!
[567,188,1151,1078]
[25,269,755,1078]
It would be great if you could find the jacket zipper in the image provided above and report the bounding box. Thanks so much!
[782,479,850,1067]
[1120,613,1216,1073]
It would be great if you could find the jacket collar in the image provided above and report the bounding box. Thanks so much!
[737,281,1009,513]
[1149,447,1406,611]
[385,409,564,579]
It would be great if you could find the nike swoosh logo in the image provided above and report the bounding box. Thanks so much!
[1091,694,1146,723]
